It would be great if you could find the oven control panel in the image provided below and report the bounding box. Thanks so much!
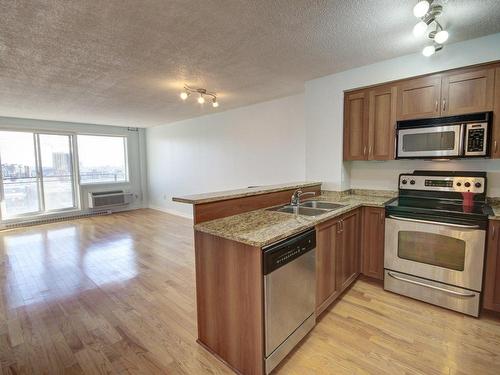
[399,175,485,194]
[464,122,488,156]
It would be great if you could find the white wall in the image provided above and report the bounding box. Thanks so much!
[147,94,306,217]
[349,160,500,197]
[305,33,500,192]
[0,117,147,218]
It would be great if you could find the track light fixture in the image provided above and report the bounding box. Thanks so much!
[411,1,449,57]
[180,85,219,108]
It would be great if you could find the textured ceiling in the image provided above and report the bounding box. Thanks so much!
[1,0,500,127]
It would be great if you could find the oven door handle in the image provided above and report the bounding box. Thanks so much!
[388,215,480,229]
[387,272,476,298]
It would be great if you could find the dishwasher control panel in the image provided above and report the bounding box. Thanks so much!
[263,229,316,275]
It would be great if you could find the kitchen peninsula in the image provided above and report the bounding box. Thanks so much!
[174,182,395,375]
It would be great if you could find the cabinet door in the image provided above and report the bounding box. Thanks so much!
[337,209,361,291]
[368,86,397,160]
[361,207,385,280]
[441,67,495,116]
[484,220,500,312]
[492,67,500,158]
[343,90,368,160]
[316,218,341,314]
[397,75,442,120]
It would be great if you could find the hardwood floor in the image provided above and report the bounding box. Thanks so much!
[1,209,499,374]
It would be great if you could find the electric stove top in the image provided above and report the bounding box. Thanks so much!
[385,171,492,228]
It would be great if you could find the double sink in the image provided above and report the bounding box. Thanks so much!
[267,200,345,216]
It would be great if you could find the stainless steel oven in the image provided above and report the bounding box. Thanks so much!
[396,112,492,159]
[384,171,492,317]
[384,216,485,316]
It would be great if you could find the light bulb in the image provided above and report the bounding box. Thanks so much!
[180,91,188,100]
[212,99,219,108]
[413,1,430,18]
[197,95,205,104]
[422,45,436,57]
[413,21,428,37]
[434,30,449,44]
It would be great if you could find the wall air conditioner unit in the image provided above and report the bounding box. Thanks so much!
[88,190,134,209]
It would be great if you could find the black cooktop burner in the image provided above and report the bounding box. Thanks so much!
[386,196,491,216]
[385,171,492,229]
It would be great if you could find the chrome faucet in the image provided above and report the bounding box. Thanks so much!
[290,189,316,206]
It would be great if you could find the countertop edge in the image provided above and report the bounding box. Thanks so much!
[173,181,322,204]
[194,200,386,247]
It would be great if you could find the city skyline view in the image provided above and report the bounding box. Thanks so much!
[0,131,128,218]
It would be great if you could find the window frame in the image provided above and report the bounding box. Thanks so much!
[0,128,80,221]
[76,133,130,186]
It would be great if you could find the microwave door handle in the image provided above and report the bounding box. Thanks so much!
[387,272,476,298]
[459,125,465,155]
[388,215,480,229]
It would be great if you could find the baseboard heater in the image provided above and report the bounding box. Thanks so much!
[3,210,111,230]
[88,190,134,209]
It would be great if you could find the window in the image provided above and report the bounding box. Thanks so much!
[0,131,40,217]
[0,131,77,219]
[77,135,128,184]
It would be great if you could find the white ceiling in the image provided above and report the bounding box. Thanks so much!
[1,0,500,127]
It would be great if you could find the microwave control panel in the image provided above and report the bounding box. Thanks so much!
[464,122,488,156]
[399,175,485,194]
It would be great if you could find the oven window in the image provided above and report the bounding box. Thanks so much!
[398,231,465,271]
[402,131,456,152]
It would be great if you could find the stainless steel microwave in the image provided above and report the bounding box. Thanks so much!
[396,112,493,159]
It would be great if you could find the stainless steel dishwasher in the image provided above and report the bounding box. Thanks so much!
[263,229,316,374]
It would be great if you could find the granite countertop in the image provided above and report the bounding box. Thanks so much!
[489,202,500,220]
[194,193,394,247]
[172,181,322,204]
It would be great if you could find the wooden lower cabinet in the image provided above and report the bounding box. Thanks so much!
[315,209,361,315]
[337,209,361,291]
[361,207,385,280]
[194,231,264,375]
[315,217,341,314]
[484,220,500,312]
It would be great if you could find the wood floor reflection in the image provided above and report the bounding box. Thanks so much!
[1,209,499,374]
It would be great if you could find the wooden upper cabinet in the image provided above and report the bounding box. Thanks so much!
[368,86,397,160]
[491,67,500,158]
[316,218,341,313]
[361,207,385,280]
[397,75,442,120]
[343,90,367,160]
[343,87,396,161]
[484,220,500,312]
[336,209,361,291]
[344,61,499,161]
[441,67,495,116]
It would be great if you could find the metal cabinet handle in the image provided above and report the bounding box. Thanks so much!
[495,140,498,153]
[387,272,476,298]
[435,100,438,112]
[493,225,496,240]
[369,145,373,156]
[363,145,367,156]
[388,215,480,229]
[442,99,446,112]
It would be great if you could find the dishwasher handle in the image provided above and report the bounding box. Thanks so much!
[263,229,316,275]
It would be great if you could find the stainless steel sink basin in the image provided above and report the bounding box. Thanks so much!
[300,200,345,210]
[267,205,328,216]
[266,201,346,216]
